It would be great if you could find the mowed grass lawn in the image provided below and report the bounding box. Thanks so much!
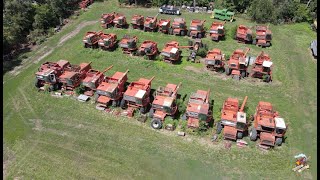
[3,0,317,179]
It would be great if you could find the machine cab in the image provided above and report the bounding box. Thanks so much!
[262,61,273,73]
[275,117,286,135]
[236,112,247,130]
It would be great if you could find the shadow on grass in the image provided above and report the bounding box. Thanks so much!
[3,47,32,75]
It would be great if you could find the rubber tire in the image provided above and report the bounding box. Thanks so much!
[237,131,243,139]
[35,78,40,88]
[197,33,202,39]
[49,85,55,92]
[187,30,191,36]
[112,100,117,107]
[120,99,126,109]
[149,108,154,118]
[140,107,146,114]
[275,137,283,146]
[180,30,185,36]
[151,118,162,129]
[265,75,271,82]
[216,122,222,134]
[252,39,256,45]
[225,67,231,75]
[169,28,173,35]
[181,113,187,120]
[94,94,99,102]
[241,71,246,78]
[250,128,257,141]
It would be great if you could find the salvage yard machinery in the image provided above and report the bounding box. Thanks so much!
[250,51,273,82]
[137,40,159,60]
[170,18,188,36]
[210,8,235,22]
[113,13,128,28]
[149,83,181,129]
[253,25,272,47]
[160,41,182,63]
[188,19,206,38]
[216,96,248,140]
[249,101,287,147]
[144,13,159,32]
[100,12,115,28]
[119,35,138,55]
[158,19,171,34]
[131,14,144,30]
[209,21,226,41]
[225,48,251,80]
[59,61,92,91]
[83,31,102,48]
[235,25,253,44]
[182,89,212,129]
[35,60,71,91]
[81,65,113,96]
[98,33,117,50]
[120,76,155,117]
[204,49,225,72]
[95,69,129,108]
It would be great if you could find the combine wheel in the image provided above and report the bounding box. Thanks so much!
[266,42,271,47]
[275,137,283,146]
[84,44,89,48]
[264,75,271,83]
[225,67,231,75]
[249,128,257,141]
[120,99,127,109]
[149,108,154,118]
[35,78,40,88]
[181,113,187,120]
[94,94,99,102]
[216,122,222,134]
[112,100,117,107]
[151,118,162,129]
[197,33,203,39]
[140,107,146,114]
[252,39,256,45]
[187,30,191,36]
[144,27,147,32]
[169,28,173,35]
[237,131,243,139]
[49,85,55,92]
[241,71,246,78]
[180,30,186,36]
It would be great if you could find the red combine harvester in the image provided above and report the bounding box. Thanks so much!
[160,41,182,63]
[79,0,93,9]
[216,96,248,140]
[149,83,181,129]
[235,25,253,44]
[204,49,225,72]
[120,76,155,117]
[81,65,113,96]
[249,101,287,147]
[98,33,117,50]
[209,21,225,41]
[113,13,127,28]
[188,19,206,38]
[225,48,251,80]
[137,40,159,60]
[83,31,102,48]
[144,13,159,32]
[119,35,138,55]
[59,61,92,91]
[170,18,187,36]
[158,19,171,34]
[131,14,144,30]
[250,51,273,82]
[95,69,129,108]
[35,60,70,91]
[253,25,272,47]
[100,12,115,28]
[182,89,212,129]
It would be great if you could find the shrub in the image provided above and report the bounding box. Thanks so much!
[75,85,85,95]
[196,48,207,58]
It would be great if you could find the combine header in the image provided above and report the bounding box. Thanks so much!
[81,65,113,96]
[131,15,144,30]
[158,19,171,34]
[249,102,287,147]
[95,69,129,109]
[216,96,248,140]
[35,60,70,91]
[250,51,273,82]
[149,83,181,129]
[98,33,117,50]
[113,13,128,28]
[83,31,102,48]
[170,18,187,36]
[100,12,115,28]
[59,61,92,91]
[253,25,272,47]
[209,21,226,41]
[119,35,138,55]
[225,48,251,80]
[235,25,253,44]
[182,89,212,129]
[144,13,159,32]
[204,49,225,72]
[79,0,93,9]
[137,40,159,60]
[188,19,206,38]
[120,76,155,117]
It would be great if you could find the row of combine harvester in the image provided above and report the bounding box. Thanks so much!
[99,12,272,46]
[34,60,287,148]
[83,30,273,82]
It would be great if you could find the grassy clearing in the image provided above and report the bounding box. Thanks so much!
[3,0,317,179]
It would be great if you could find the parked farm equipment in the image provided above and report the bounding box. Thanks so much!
[170,18,188,36]
[182,89,212,129]
[149,82,181,129]
[209,21,226,41]
[119,35,138,55]
[95,69,129,108]
[79,0,93,9]
[81,65,113,96]
[137,40,159,60]
[113,13,128,28]
[250,51,273,82]
[98,33,117,50]
[83,31,102,48]
[210,8,235,22]
[100,12,115,28]
[204,49,225,72]
[188,19,206,38]
[159,5,181,15]
[253,25,272,47]
[187,39,206,62]
[216,96,248,140]
[249,101,287,147]
[144,13,159,32]
[131,15,144,30]
[235,25,253,44]
[158,19,171,34]
[120,76,155,117]
[225,48,251,80]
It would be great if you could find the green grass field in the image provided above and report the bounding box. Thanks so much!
[3,0,317,179]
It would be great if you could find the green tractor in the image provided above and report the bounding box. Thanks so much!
[210,9,235,22]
